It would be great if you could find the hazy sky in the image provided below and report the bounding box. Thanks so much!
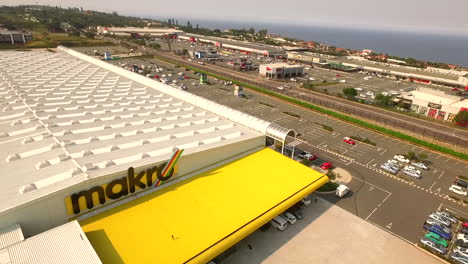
[4,0,468,35]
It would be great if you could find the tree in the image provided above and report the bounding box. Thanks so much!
[375,93,392,106]
[112,11,118,16]
[182,49,189,56]
[176,20,179,26]
[161,33,176,52]
[258,29,268,36]
[453,110,468,127]
[196,24,199,32]
[342,88,357,98]
[407,151,416,161]
[84,31,96,38]
[397,100,406,109]
[418,153,428,162]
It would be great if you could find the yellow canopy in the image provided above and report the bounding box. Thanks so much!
[80,148,328,264]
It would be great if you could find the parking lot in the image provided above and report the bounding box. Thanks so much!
[417,205,468,263]
[97,54,468,244]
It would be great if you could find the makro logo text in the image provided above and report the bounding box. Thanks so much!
[66,149,183,215]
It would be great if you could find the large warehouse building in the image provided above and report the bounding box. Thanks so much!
[0,47,327,263]
[259,63,304,79]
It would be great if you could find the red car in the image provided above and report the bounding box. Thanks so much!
[336,74,342,77]
[320,162,333,170]
[343,137,356,145]
[452,88,459,91]
[183,76,190,79]
[463,222,468,228]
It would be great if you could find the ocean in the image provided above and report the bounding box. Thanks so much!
[163,18,468,67]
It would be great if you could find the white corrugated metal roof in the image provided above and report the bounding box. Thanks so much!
[1,221,101,264]
[0,225,23,250]
[0,49,266,214]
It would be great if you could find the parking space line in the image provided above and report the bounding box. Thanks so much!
[366,159,375,166]
[438,171,445,180]
[429,181,437,190]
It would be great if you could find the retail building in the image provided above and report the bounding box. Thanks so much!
[0,47,326,263]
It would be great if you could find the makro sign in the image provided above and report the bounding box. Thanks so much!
[65,149,184,215]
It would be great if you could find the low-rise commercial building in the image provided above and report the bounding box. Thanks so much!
[259,63,304,79]
[402,87,468,121]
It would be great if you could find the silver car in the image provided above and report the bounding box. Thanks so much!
[435,210,458,224]
[421,237,447,255]
[451,252,468,264]
[412,162,428,170]
[425,219,452,234]
[403,169,422,179]
[429,213,452,228]
[381,165,398,174]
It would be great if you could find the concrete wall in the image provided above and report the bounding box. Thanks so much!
[0,136,265,237]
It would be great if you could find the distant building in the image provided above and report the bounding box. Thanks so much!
[259,63,303,79]
[360,49,373,56]
[96,26,182,36]
[401,87,468,122]
[0,30,32,44]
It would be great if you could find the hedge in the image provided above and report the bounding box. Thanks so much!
[154,56,468,161]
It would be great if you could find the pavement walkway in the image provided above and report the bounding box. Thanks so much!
[222,197,444,264]
[331,167,352,185]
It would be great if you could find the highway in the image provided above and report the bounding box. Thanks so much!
[142,47,468,151]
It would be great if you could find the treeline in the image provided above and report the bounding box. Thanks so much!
[0,5,148,32]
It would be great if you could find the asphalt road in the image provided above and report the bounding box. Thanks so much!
[101,53,468,244]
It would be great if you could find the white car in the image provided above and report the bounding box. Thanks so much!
[355,87,363,91]
[381,92,389,96]
[457,234,468,243]
[428,213,452,227]
[404,165,421,175]
[454,247,468,258]
[412,162,428,170]
[271,216,288,231]
[403,169,421,179]
[301,196,311,206]
[394,155,410,163]
[449,185,468,196]
[277,86,284,90]
[365,91,374,96]
[309,77,316,81]
[280,212,297,225]
[390,90,400,95]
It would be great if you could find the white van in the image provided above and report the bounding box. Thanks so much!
[271,216,288,231]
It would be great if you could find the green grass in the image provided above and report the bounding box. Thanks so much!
[154,56,468,161]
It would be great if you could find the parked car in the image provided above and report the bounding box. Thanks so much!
[426,218,450,229]
[280,212,297,225]
[464,222,468,228]
[457,240,468,248]
[425,232,449,247]
[458,234,468,243]
[289,208,304,220]
[343,137,356,145]
[403,169,422,179]
[380,164,398,174]
[455,178,468,189]
[423,222,452,240]
[454,246,468,258]
[302,196,311,206]
[412,162,428,170]
[394,155,410,163]
[428,213,452,228]
[320,162,333,170]
[451,252,468,264]
[460,227,468,235]
[271,216,288,231]
[435,210,458,224]
[404,165,421,175]
[449,185,468,196]
[384,162,400,171]
[298,151,317,161]
[420,237,447,255]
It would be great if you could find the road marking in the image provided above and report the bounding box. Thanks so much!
[366,158,375,166]
[386,222,392,229]
[438,171,445,180]
[369,186,375,191]
[379,148,388,156]
[429,181,437,190]
[365,208,378,220]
